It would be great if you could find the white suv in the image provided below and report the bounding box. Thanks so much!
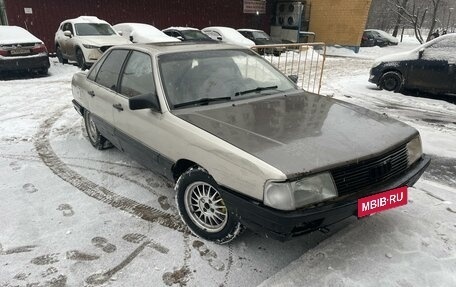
[55,16,130,70]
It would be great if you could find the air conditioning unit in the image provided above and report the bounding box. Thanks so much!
[275,2,303,28]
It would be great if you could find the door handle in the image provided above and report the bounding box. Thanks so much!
[88,90,95,97]
[113,103,124,111]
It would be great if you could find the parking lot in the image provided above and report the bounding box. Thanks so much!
[1,41,455,286]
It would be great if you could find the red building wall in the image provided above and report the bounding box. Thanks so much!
[4,0,272,52]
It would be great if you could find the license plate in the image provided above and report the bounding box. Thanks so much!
[10,48,30,55]
[357,186,408,218]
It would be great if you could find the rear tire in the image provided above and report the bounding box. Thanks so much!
[175,167,242,244]
[83,110,109,150]
[379,71,403,92]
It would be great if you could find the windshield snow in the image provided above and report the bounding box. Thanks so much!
[75,23,116,36]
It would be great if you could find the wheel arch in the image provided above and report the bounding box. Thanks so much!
[172,159,203,182]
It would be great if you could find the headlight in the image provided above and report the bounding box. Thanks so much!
[406,135,422,166]
[83,44,99,49]
[264,172,338,211]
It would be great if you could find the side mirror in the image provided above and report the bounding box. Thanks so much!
[418,48,425,59]
[129,93,160,111]
[176,36,184,41]
[117,31,123,36]
[63,30,72,38]
[217,36,223,41]
[288,74,298,83]
[129,35,134,42]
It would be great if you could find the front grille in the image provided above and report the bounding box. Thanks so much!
[331,144,408,196]
[99,46,112,53]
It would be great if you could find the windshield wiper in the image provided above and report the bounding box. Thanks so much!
[173,97,232,109]
[234,85,278,97]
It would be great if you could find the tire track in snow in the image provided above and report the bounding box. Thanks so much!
[33,107,185,232]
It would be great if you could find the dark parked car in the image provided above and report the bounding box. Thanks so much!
[369,34,456,95]
[162,27,215,42]
[238,29,284,56]
[361,29,398,47]
[72,42,429,243]
[0,26,50,75]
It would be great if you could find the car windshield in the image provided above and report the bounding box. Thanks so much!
[75,23,116,36]
[252,31,270,40]
[181,30,211,40]
[159,49,297,109]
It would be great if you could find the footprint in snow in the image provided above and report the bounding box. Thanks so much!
[23,183,38,193]
[91,237,117,253]
[56,203,74,217]
[192,240,225,271]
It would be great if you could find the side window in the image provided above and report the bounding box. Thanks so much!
[119,51,155,98]
[87,51,109,81]
[95,49,129,91]
[63,23,73,34]
[68,23,74,35]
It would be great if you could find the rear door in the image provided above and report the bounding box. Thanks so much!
[112,50,172,174]
[88,49,130,148]
[408,37,453,93]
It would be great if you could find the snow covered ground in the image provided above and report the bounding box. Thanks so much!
[0,37,455,287]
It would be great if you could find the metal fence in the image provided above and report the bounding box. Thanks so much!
[251,43,326,94]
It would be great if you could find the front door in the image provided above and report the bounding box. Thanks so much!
[408,37,453,93]
[112,50,172,176]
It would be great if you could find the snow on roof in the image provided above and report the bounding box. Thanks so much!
[237,29,262,32]
[365,29,398,43]
[113,23,179,43]
[374,34,456,65]
[61,16,109,25]
[163,26,199,31]
[114,23,162,33]
[0,26,42,45]
[203,26,247,39]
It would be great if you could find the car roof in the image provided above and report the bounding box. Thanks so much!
[203,26,237,32]
[238,29,263,32]
[61,16,109,25]
[114,23,155,28]
[113,42,245,55]
[163,27,199,31]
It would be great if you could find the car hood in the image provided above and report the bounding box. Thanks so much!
[174,92,417,178]
[373,50,417,66]
[78,35,131,46]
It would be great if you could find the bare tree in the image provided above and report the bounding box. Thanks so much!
[392,0,409,37]
[389,0,442,43]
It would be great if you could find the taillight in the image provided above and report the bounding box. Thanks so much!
[0,47,8,56]
[32,43,48,54]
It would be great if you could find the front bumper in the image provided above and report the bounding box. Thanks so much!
[0,54,50,72]
[220,155,430,241]
[368,68,381,84]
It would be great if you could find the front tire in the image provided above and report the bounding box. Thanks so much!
[176,167,242,244]
[83,110,109,150]
[379,71,403,92]
[56,45,67,64]
[76,48,88,70]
